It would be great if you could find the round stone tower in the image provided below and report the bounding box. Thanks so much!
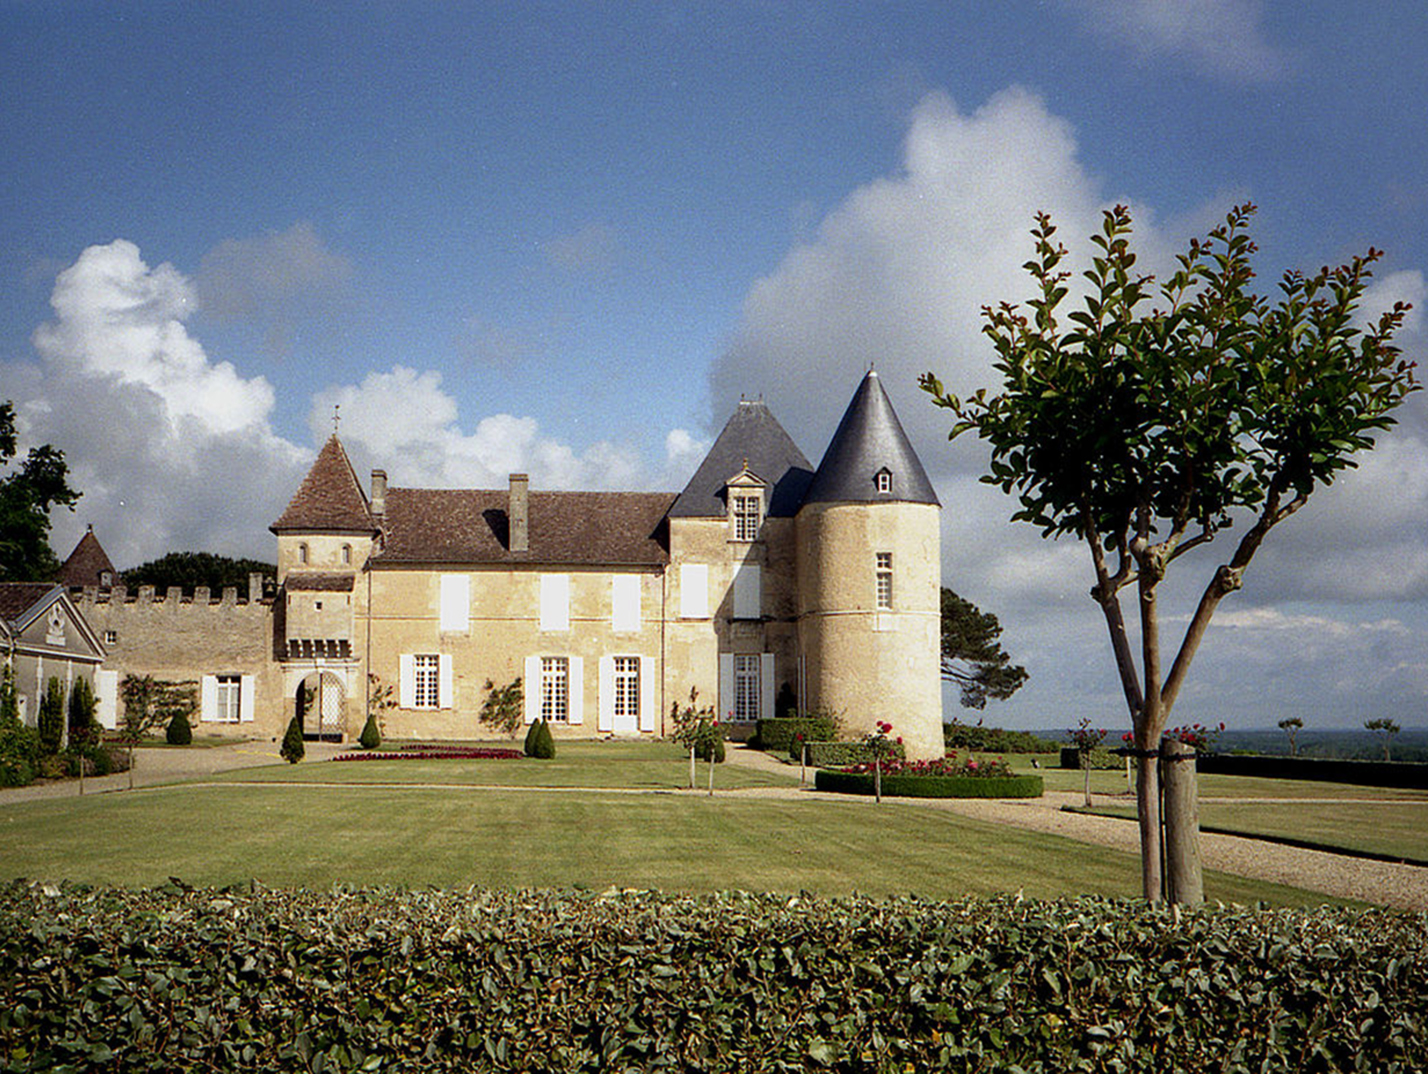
[796,371,943,760]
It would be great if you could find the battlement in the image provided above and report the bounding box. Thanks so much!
[71,572,272,610]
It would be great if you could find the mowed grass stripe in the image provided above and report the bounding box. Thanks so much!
[0,785,1337,906]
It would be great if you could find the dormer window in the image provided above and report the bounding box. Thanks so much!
[733,495,762,541]
[875,468,893,494]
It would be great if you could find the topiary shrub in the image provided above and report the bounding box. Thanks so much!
[166,708,193,745]
[805,739,906,768]
[359,712,382,750]
[523,719,540,757]
[529,719,556,759]
[280,715,305,764]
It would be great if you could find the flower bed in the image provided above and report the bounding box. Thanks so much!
[816,754,1042,798]
[334,747,523,762]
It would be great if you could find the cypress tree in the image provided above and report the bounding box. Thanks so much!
[37,677,65,755]
[280,714,305,763]
[531,719,556,759]
[523,718,540,757]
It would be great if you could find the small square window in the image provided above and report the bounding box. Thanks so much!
[103,630,117,645]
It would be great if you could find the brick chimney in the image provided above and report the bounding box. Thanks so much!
[509,473,529,553]
[370,469,387,518]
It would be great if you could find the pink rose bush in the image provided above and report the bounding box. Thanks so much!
[840,751,1013,779]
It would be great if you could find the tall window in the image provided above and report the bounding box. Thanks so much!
[733,495,761,541]
[216,675,241,723]
[413,654,440,708]
[613,656,639,720]
[541,656,569,722]
[876,552,893,610]
[298,543,309,565]
[341,544,352,565]
[734,654,760,722]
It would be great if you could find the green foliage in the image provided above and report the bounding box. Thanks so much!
[0,400,80,582]
[0,660,17,725]
[65,675,98,749]
[1279,716,1305,757]
[121,551,275,595]
[1060,746,1124,770]
[478,677,524,737]
[756,713,839,754]
[943,720,1057,753]
[816,769,1044,798]
[0,721,38,787]
[940,587,1028,708]
[358,712,381,750]
[805,739,906,768]
[1365,717,1401,761]
[36,677,65,755]
[524,719,555,759]
[3,885,1423,1073]
[280,715,305,764]
[166,707,193,746]
[695,732,725,764]
[117,676,195,748]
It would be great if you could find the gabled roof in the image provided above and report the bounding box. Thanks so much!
[669,400,814,519]
[0,583,55,625]
[803,370,940,506]
[56,526,116,587]
[284,571,356,592]
[0,582,106,658]
[373,489,675,567]
[270,436,376,533]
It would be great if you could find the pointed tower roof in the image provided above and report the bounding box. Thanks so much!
[669,399,814,518]
[803,370,940,506]
[56,526,117,587]
[270,436,376,533]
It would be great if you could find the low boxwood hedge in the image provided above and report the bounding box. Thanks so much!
[816,768,1043,798]
[803,739,906,767]
[754,715,838,752]
[1,882,1424,1072]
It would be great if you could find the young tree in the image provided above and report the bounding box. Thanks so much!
[0,401,80,581]
[479,677,525,737]
[1068,718,1107,808]
[922,204,1417,902]
[117,675,196,789]
[1364,717,1400,761]
[940,587,1028,708]
[1278,716,1304,757]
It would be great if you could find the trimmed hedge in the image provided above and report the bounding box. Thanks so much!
[754,715,838,752]
[944,722,1058,753]
[1060,746,1125,770]
[1198,752,1428,789]
[816,769,1044,798]
[804,739,906,768]
[1,883,1425,1072]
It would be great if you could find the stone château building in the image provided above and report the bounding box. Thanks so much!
[68,371,945,758]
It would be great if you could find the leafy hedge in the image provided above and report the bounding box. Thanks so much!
[1059,746,1126,770]
[754,715,839,753]
[944,722,1058,753]
[1198,752,1428,789]
[805,739,906,768]
[815,769,1044,798]
[2,883,1425,1072]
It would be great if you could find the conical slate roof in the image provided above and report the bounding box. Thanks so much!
[56,526,116,586]
[803,371,940,506]
[270,436,376,533]
[669,400,814,518]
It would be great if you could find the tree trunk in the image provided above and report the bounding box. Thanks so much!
[1135,750,1162,903]
[689,747,696,790]
[1082,758,1092,808]
[1161,739,1203,906]
[708,754,715,797]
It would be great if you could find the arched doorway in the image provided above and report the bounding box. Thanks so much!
[295,672,346,741]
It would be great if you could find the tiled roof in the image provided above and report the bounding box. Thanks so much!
[271,436,376,533]
[804,371,940,506]
[669,400,814,518]
[284,571,356,592]
[374,489,675,567]
[0,583,58,624]
[56,527,116,587]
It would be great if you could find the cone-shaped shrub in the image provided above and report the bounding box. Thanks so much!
[359,712,381,749]
[280,715,305,763]
[531,719,556,759]
[166,708,192,745]
[523,718,539,756]
[37,678,65,756]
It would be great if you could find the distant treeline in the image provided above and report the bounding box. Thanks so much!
[1032,727,1428,763]
[121,552,276,597]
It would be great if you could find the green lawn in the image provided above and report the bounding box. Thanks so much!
[1089,800,1428,863]
[218,740,799,790]
[0,782,1343,906]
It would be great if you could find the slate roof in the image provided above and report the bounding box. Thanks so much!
[56,527,116,587]
[373,489,676,567]
[803,371,940,506]
[0,583,55,624]
[284,572,356,592]
[669,400,814,519]
[271,436,376,533]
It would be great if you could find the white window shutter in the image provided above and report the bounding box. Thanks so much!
[611,575,640,633]
[399,654,416,709]
[718,654,734,722]
[540,574,569,632]
[438,655,454,709]
[200,674,218,722]
[96,670,118,730]
[240,674,255,722]
[639,656,656,732]
[760,654,775,722]
[523,655,540,723]
[439,575,469,633]
[733,564,761,619]
[597,656,614,732]
[568,656,584,724]
[680,564,708,619]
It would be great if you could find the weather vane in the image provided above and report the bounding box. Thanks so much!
[332,404,341,435]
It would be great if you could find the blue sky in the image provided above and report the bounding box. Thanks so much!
[3,1,1426,730]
